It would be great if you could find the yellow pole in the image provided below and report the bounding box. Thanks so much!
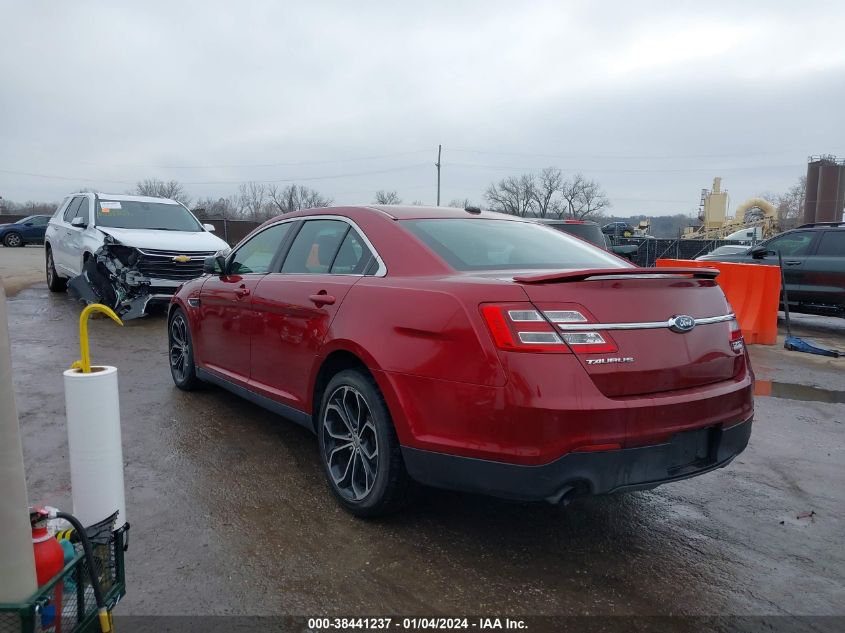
[71,304,123,373]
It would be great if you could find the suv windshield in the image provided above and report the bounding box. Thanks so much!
[95,200,202,232]
[403,219,626,271]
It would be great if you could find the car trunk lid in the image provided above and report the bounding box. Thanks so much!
[516,269,744,398]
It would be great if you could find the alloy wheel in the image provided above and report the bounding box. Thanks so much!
[6,233,21,247]
[322,385,380,502]
[46,251,55,285]
[169,315,190,382]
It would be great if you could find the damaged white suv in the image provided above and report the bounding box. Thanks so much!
[45,193,229,319]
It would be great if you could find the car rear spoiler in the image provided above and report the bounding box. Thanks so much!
[513,267,720,284]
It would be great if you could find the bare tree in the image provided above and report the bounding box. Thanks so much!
[135,178,191,206]
[484,174,536,217]
[533,167,564,218]
[560,173,610,220]
[237,182,269,220]
[374,190,402,204]
[268,184,332,214]
[193,196,242,219]
[773,176,806,228]
[0,199,59,215]
[447,198,475,209]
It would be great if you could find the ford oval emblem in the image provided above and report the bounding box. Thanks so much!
[670,315,696,333]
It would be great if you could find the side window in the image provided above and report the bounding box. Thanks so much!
[63,197,83,222]
[766,231,814,257]
[77,198,91,225]
[228,223,292,275]
[816,231,845,257]
[330,229,374,274]
[281,220,348,274]
[32,216,49,226]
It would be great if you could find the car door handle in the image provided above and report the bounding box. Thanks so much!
[784,260,802,266]
[309,293,336,307]
[235,285,251,298]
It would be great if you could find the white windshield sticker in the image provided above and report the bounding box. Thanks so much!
[100,201,121,209]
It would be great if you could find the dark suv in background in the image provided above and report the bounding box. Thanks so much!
[697,222,845,317]
[538,219,638,260]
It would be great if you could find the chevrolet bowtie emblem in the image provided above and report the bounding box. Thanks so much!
[172,255,192,263]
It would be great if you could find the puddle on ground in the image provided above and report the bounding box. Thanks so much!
[755,380,845,404]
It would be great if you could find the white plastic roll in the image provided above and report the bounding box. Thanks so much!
[63,365,127,528]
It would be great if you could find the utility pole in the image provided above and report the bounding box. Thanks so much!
[435,144,442,206]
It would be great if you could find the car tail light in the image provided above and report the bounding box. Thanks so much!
[480,303,617,354]
[729,317,744,353]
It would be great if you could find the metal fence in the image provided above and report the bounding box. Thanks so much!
[4,211,750,262]
[202,219,261,247]
[609,237,752,267]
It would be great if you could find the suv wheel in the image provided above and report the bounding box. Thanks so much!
[168,308,201,390]
[4,232,22,247]
[45,247,67,292]
[318,369,411,517]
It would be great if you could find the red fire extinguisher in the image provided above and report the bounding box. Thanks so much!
[31,508,65,632]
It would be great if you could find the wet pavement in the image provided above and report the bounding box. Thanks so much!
[0,246,45,296]
[6,283,845,617]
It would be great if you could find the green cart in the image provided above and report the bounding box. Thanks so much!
[0,524,128,633]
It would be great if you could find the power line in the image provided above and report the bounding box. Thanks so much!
[0,168,133,185]
[449,147,844,161]
[181,163,429,185]
[0,163,430,187]
[104,149,432,170]
[447,162,802,174]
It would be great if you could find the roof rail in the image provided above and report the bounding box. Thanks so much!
[795,221,845,229]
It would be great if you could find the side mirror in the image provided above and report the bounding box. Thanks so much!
[203,223,216,232]
[750,245,768,259]
[70,217,86,228]
[203,255,227,275]
[23,222,33,226]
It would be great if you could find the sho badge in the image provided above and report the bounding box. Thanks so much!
[669,314,696,333]
[585,357,635,365]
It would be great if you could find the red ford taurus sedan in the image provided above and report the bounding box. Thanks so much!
[168,205,753,515]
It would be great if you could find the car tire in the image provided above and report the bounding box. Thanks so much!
[45,246,67,292]
[318,368,412,517]
[168,308,202,391]
[3,232,22,247]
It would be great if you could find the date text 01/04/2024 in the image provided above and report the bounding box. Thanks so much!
[307,618,528,630]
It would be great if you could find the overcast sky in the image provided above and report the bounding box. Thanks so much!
[1,0,843,216]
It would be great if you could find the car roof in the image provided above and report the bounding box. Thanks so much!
[794,221,845,230]
[66,192,181,205]
[366,205,519,220]
[274,205,527,222]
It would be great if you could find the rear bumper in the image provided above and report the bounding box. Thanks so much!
[401,417,752,502]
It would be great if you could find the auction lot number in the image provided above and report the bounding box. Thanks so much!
[308,618,526,630]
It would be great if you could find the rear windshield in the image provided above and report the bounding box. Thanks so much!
[403,219,627,271]
[95,200,202,232]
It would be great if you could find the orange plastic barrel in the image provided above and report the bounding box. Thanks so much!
[655,259,781,345]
